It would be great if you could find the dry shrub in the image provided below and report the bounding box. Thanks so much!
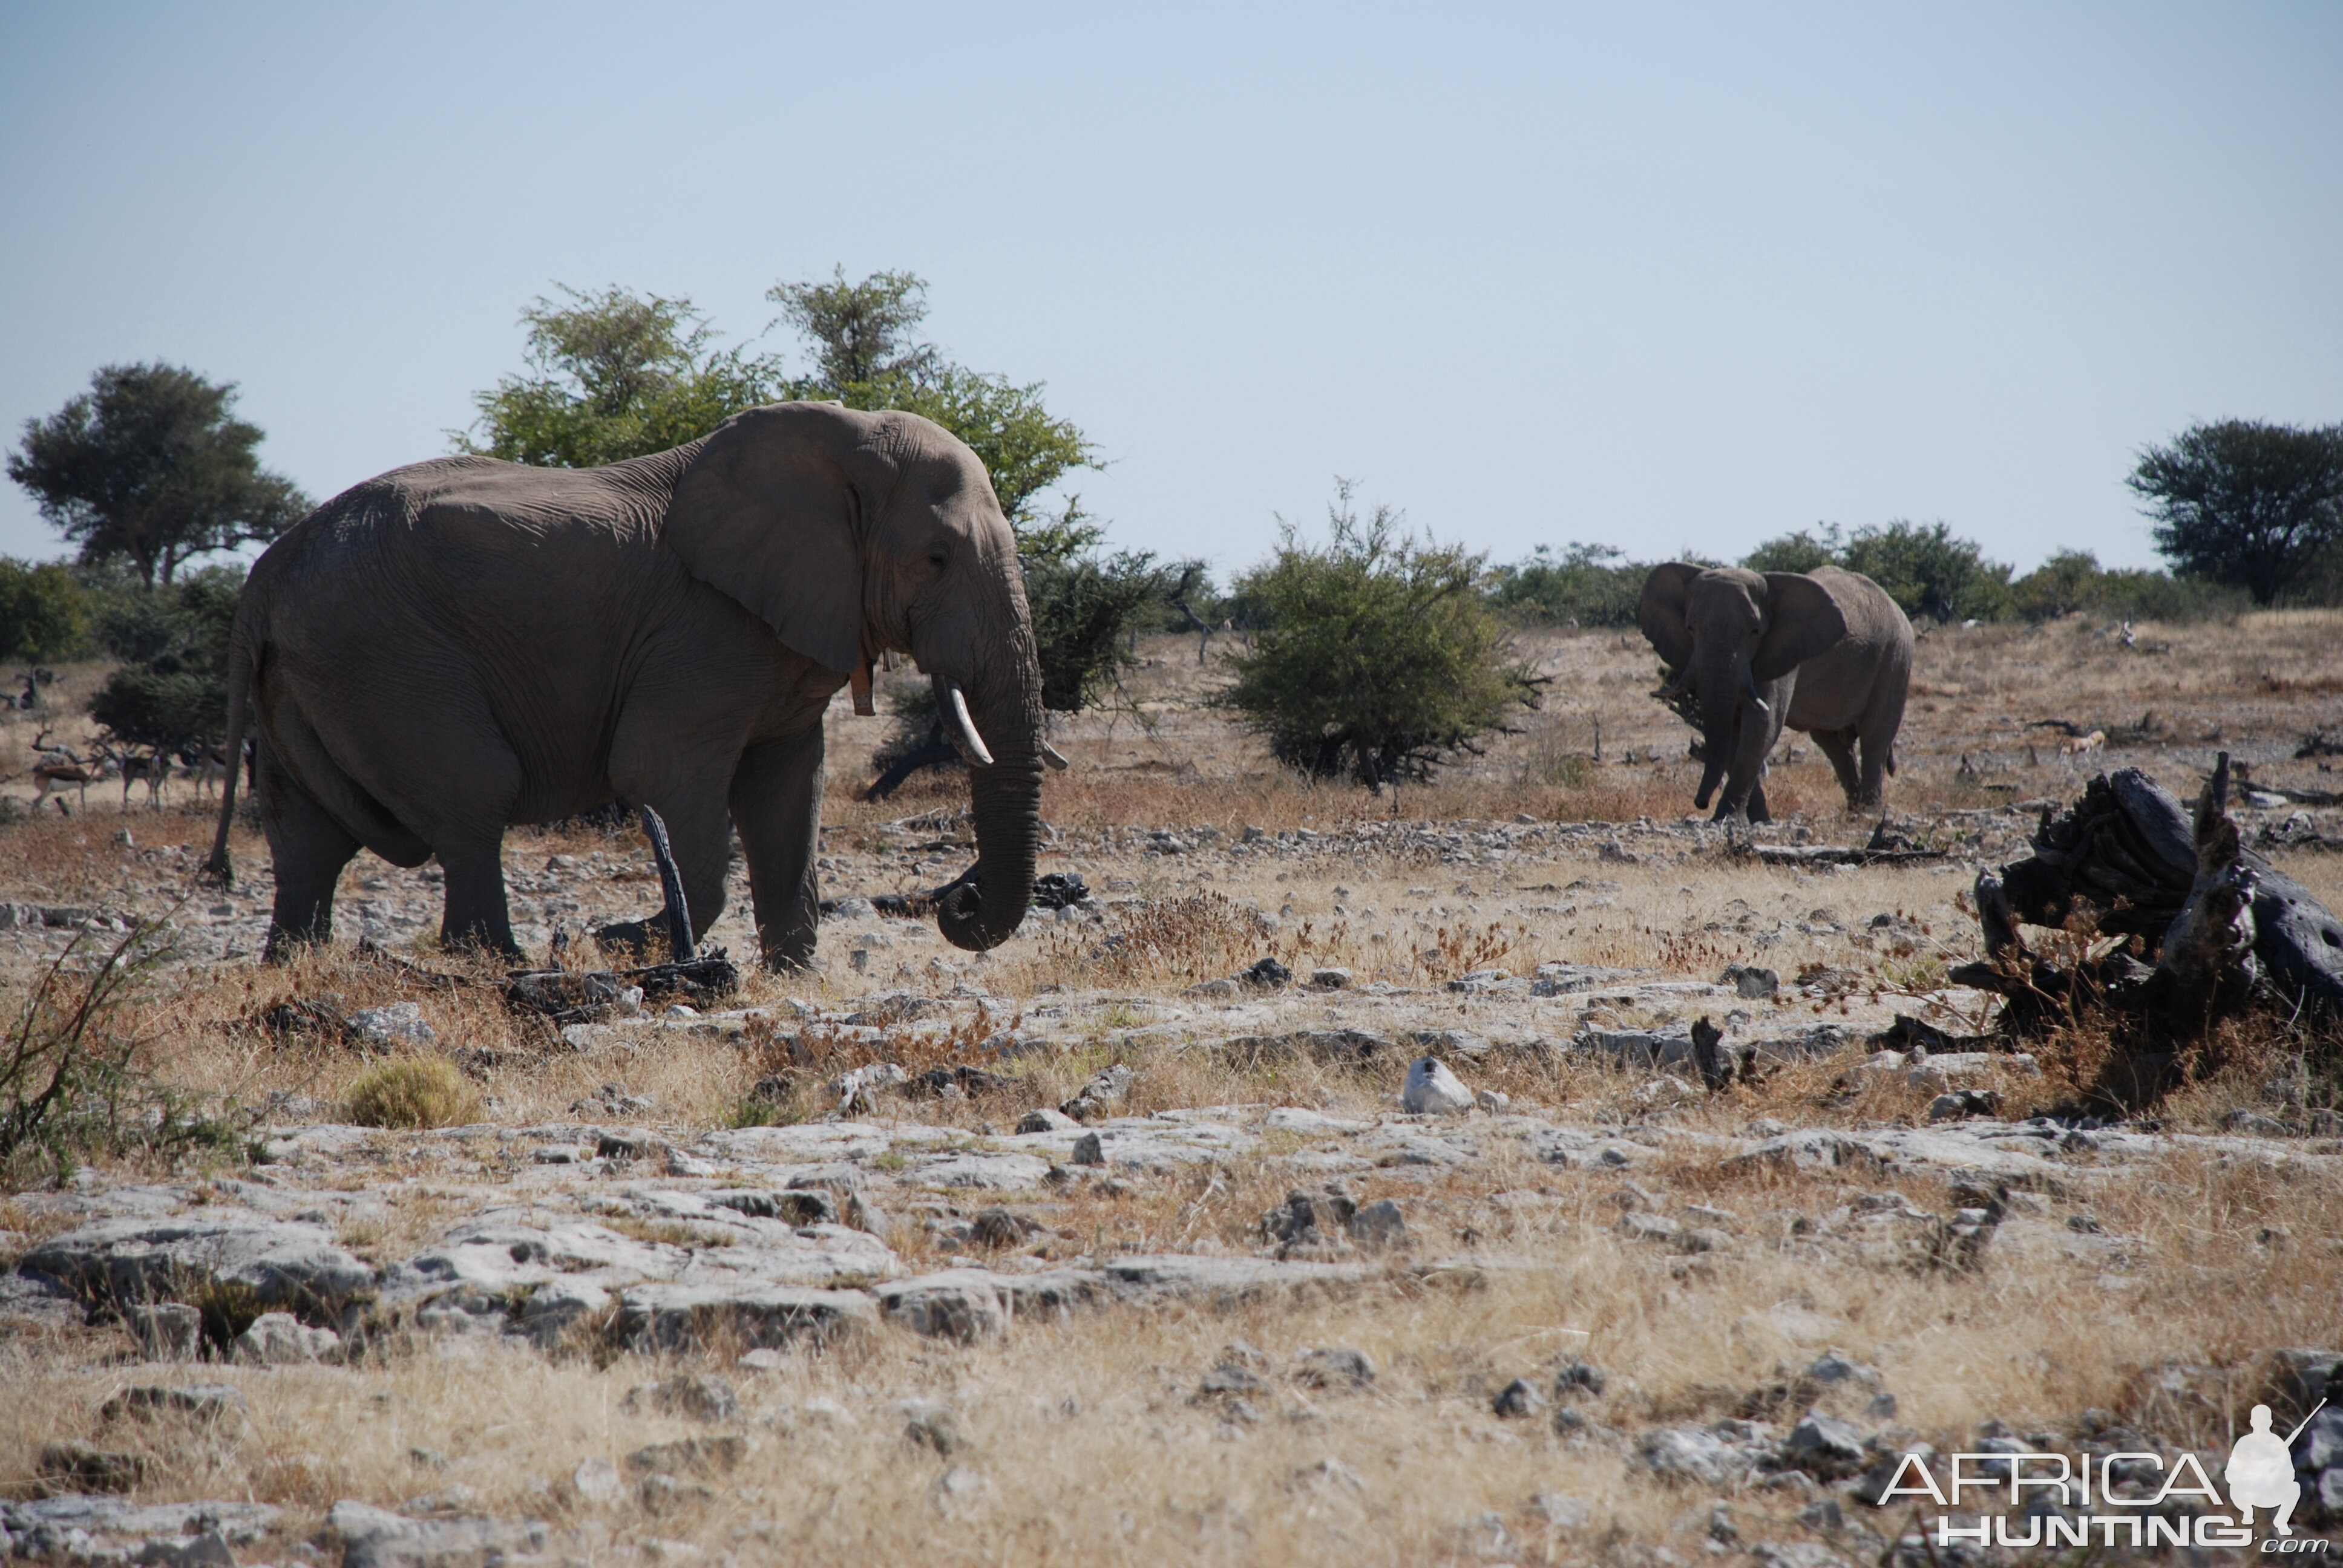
[344,1059,479,1129]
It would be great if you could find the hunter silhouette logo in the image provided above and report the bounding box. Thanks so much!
[1878,1397,2330,1550]
[2228,1400,2323,1537]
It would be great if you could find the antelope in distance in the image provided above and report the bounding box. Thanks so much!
[25,733,111,815]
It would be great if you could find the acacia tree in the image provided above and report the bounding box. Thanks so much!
[2130,419,2343,604]
[7,364,309,588]
[466,272,1179,716]
[460,287,783,468]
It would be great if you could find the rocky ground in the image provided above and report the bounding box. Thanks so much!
[2,615,2341,1565]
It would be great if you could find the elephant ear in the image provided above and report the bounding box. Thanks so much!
[663,406,869,675]
[1753,572,1850,682]
[1637,563,1703,672]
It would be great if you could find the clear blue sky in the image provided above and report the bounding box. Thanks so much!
[3,3,2338,580]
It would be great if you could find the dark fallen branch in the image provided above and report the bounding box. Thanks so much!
[505,955,741,1024]
[819,871,1091,922]
[1951,756,2343,1106]
[591,805,697,964]
[1745,844,1947,867]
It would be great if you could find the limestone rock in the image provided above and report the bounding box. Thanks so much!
[878,1270,1009,1344]
[231,1312,341,1365]
[1401,1056,1473,1115]
[615,1284,877,1353]
[327,1500,548,1568]
[24,1214,376,1312]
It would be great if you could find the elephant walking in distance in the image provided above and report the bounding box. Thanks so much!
[203,402,1046,969]
[1637,563,1913,823]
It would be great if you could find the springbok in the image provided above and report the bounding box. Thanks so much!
[181,739,230,801]
[30,753,107,815]
[104,745,171,809]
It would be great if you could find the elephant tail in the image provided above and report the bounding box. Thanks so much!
[200,601,260,889]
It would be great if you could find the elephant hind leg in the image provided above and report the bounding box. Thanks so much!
[260,753,362,961]
[1811,727,1865,809]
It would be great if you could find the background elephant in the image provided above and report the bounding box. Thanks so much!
[1637,563,1913,823]
[202,401,1044,969]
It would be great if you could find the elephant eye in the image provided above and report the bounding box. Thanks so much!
[926,548,949,569]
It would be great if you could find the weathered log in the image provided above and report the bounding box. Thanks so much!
[1743,844,1946,866]
[1956,755,2342,1106]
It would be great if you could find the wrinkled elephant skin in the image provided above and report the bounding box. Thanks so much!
[1637,564,1913,823]
[204,403,1044,970]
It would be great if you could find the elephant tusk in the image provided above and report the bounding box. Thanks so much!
[1040,739,1070,771]
[850,659,876,716]
[1743,668,1770,716]
[936,677,995,767]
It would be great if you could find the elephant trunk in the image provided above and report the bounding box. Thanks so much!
[1693,663,1740,810]
[936,673,1043,953]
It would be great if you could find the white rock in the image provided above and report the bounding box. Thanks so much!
[571,1457,622,1504]
[231,1311,341,1365]
[347,1002,434,1046]
[1401,1056,1473,1114]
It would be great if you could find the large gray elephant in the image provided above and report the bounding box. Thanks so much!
[202,402,1044,968]
[1636,563,1913,823]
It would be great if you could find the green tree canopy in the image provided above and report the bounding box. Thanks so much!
[0,560,89,661]
[1218,483,1541,785]
[2129,419,2343,605]
[1741,519,2008,622]
[85,566,243,750]
[7,364,310,589]
[460,287,784,469]
[766,269,1095,524]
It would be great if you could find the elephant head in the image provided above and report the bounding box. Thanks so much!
[1637,564,1848,812]
[664,403,1044,952]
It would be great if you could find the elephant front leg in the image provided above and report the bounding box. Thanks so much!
[731,725,824,973]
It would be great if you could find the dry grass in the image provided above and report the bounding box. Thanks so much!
[2,612,2342,1561]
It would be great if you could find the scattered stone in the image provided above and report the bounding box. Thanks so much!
[902,1401,968,1455]
[1291,1347,1376,1391]
[1927,1089,2001,1121]
[971,1209,1044,1249]
[1784,1413,1868,1479]
[100,1383,249,1436]
[615,1285,878,1353]
[877,1271,1009,1343]
[24,1215,376,1314]
[1240,956,1293,989]
[39,1440,145,1493]
[1349,1198,1407,1252]
[1722,964,1780,999]
[1070,1132,1105,1166]
[624,1375,739,1423]
[327,1500,548,1568]
[1531,1491,1591,1529]
[1554,1359,1607,1399]
[1195,1362,1267,1401]
[625,1435,749,1477]
[347,1002,436,1048]
[1401,1056,1473,1114]
[231,1312,342,1365]
[1309,967,1352,989]
[1016,1108,1078,1134]
[1061,1063,1136,1122]
[1291,1457,1366,1494]
[1493,1377,1546,1419]
[569,1458,622,1504]
[931,1463,993,1517]
[125,1302,203,1361]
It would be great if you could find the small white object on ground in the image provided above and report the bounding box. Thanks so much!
[1402,1056,1473,1114]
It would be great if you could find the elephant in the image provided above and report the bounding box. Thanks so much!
[201,401,1045,969]
[1636,563,1913,823]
